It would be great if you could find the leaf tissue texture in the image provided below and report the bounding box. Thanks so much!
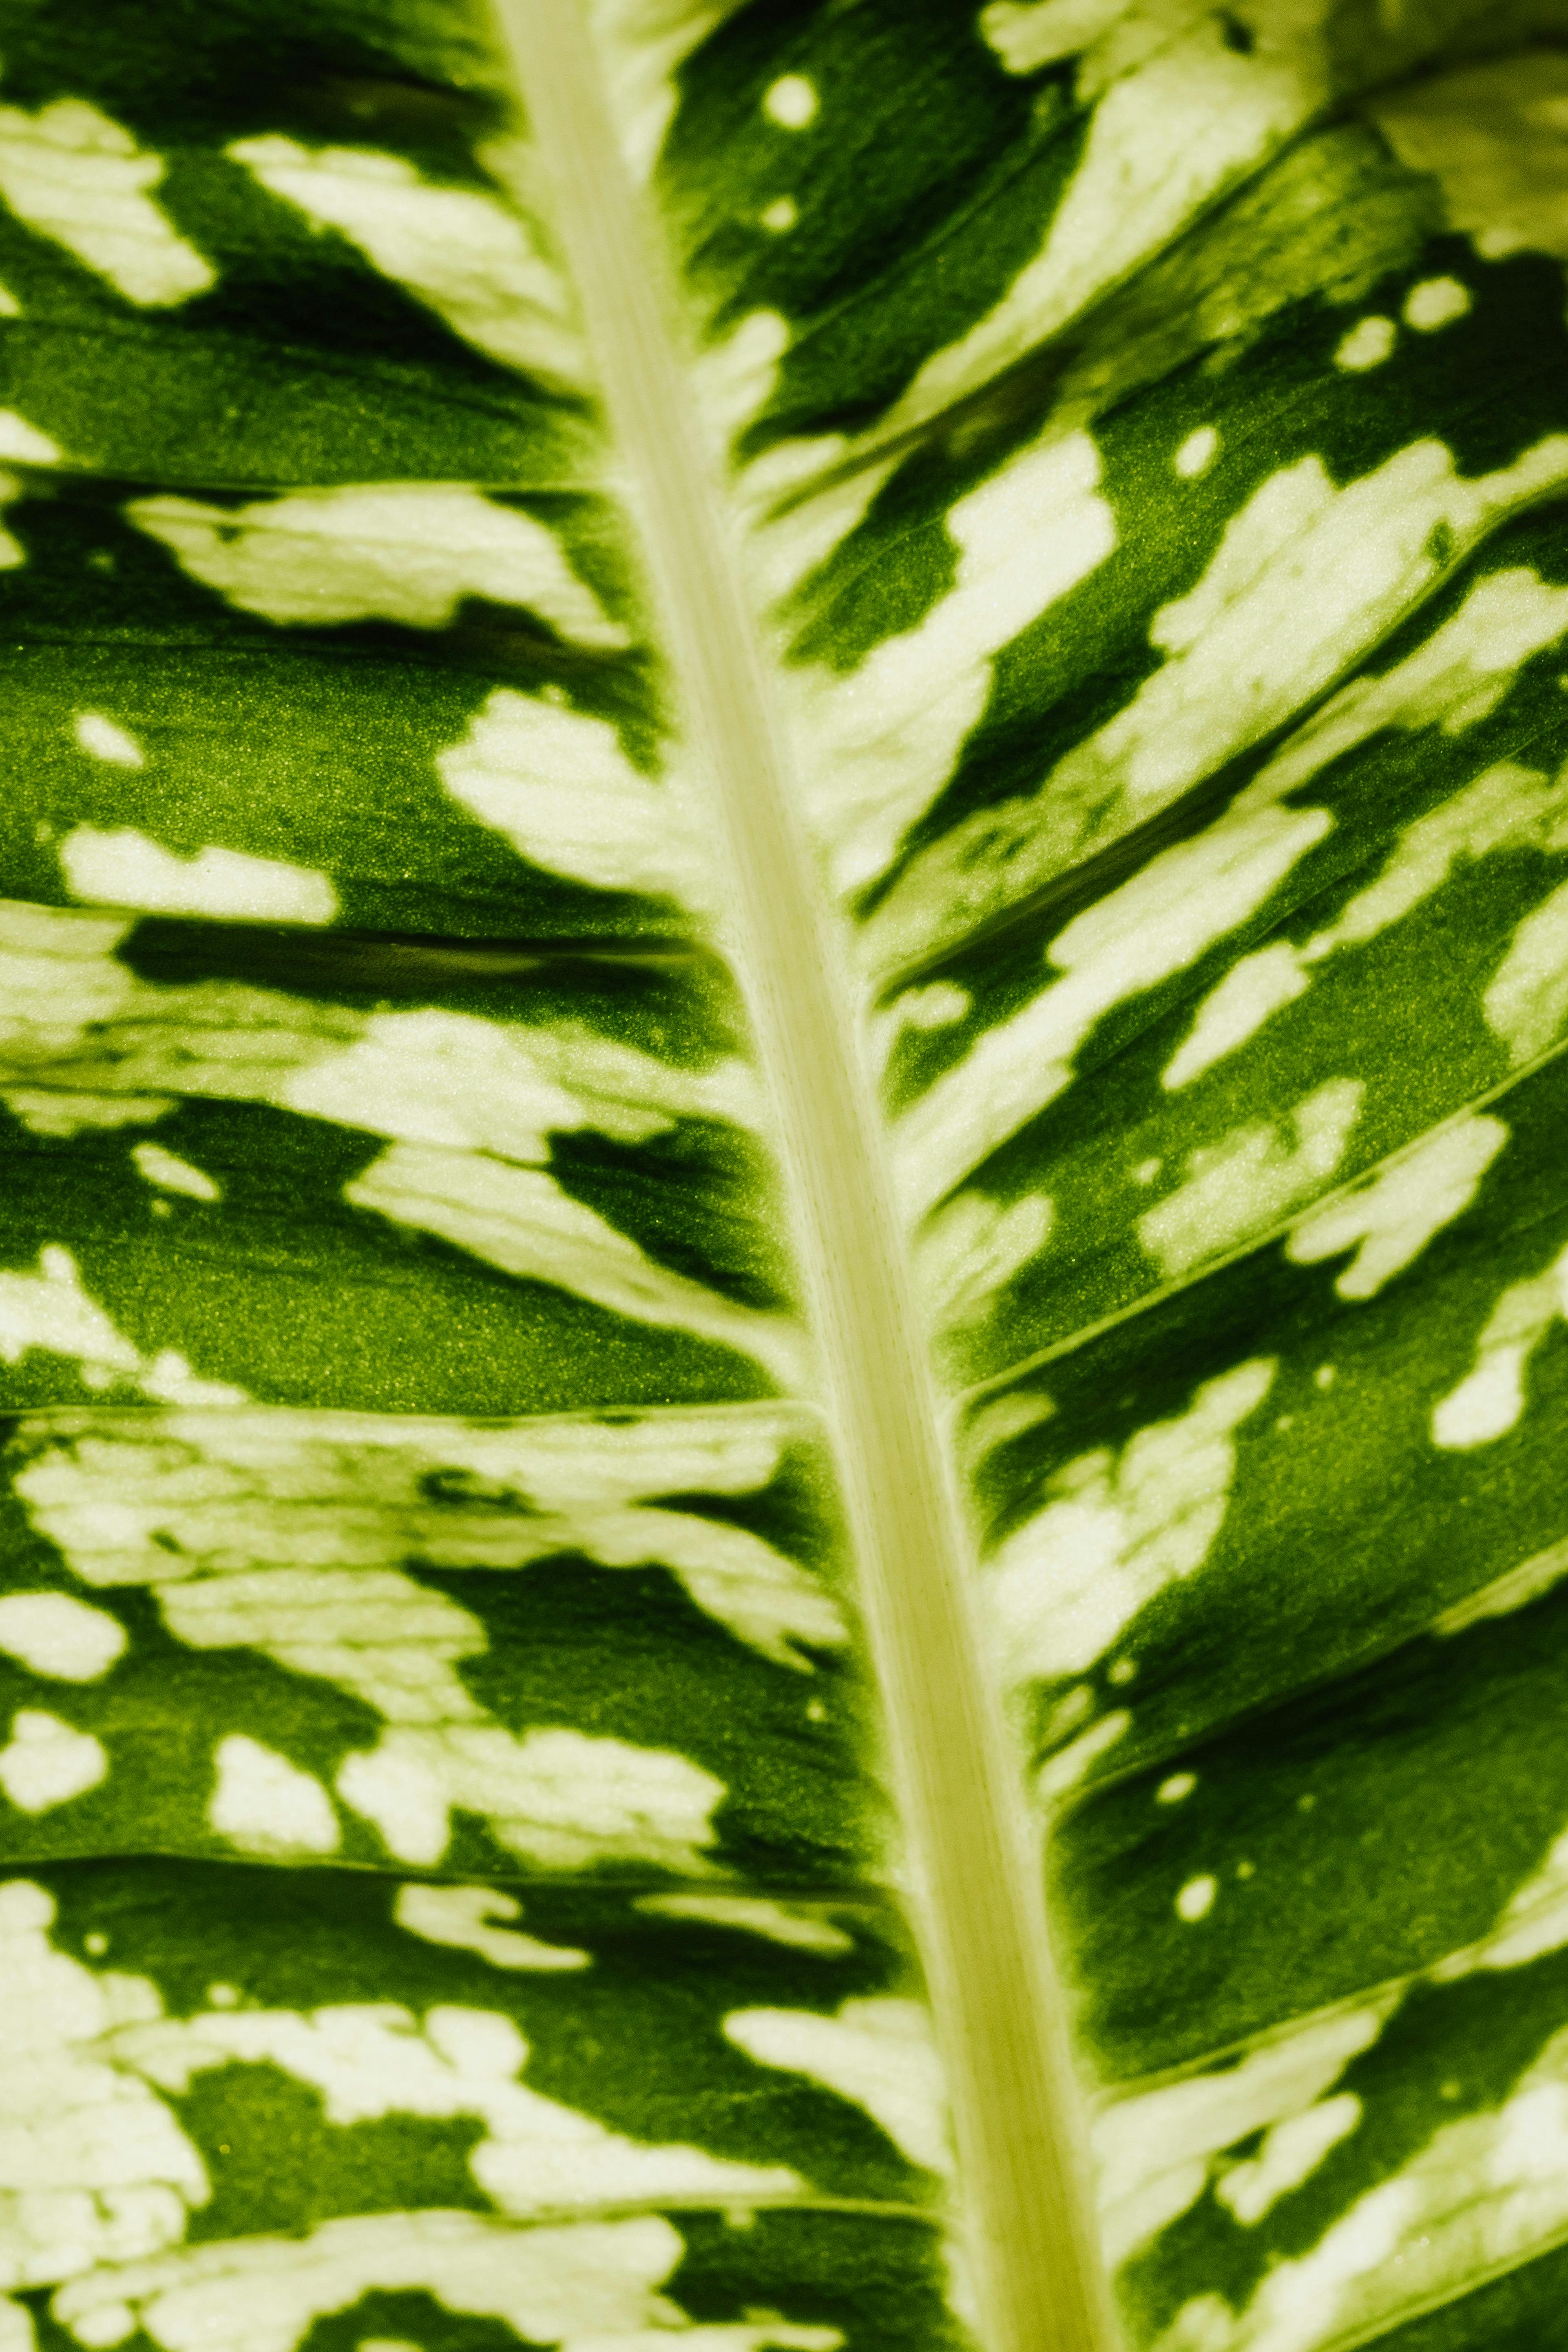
[11,0,1568,2349]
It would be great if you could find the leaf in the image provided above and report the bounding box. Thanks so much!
[7,1,1568,2350]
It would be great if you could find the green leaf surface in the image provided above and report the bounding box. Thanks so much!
[12,1,1568,2348]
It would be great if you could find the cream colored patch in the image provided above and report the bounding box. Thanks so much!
[0,1243,244,1405]
[1287,1113,1506,1298]
[1217,2096,1361,2226]
[1485,873,1568,1062]
[0,99,212,305]
[394,1884,590,1972]
[693,307,788,445]
[0,1593,125,1682]
[73,714,143,767]
[980,0,1130,73]
[917,1189,1053,1330]
[58,827,339,925]
[588,0,746,180]
[635,1894,855,1956]
[1403,276,1471,332]
[896,805,1332,1214]
[796,431,1115,892]
[1374,54,1568,267]
[335,1724,724,1877]
[207,1735,339,1857]
[724,1998,950,2174]
[228,137,582,385]
[1334,315,1396,371]
[1175,425,1220,479]
[0,1710,106,1812]
[13,1402,838,1671]
[0,413,59,464]
[1431,1240,1568,1449]
[127,488,627,646]
[131,1144,219,1203]
[1095,2001,1387,2267]
[1175,1875,1217,1922]
[0,1880,208,2289]
[876,7,1334,439]
[1139,1079,1363,1278]
[984,1359,1275,1684]
[1163,943,1310,1090]
[1434,1536,1568,1635]
[345,1141,805,1390]
[436,688,710,909]
[113,1999,800,2221]
[53,2208,823,2352]
[763,75,817,128]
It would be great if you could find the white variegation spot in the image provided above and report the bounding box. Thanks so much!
[0,413,59,464]
[0,1594,124,1682]
[345,1141,805,1388]
[1374,53,1568,266]
[15,1405,838,1673]
[1163,943,1310,1090]
[1175,426,1220,479]
[1216,2096,1362,2225]
[1431,1239,1568,1448]
[394,1884,590,1972]
[980,0,1129,73]
[228,137,583,385]
[1485,872,1568,1061]
[337,1723,724,1877]
[54,2209,720,2352]
[1036,1707,1129,1798]
[876,8,1334,440]
[636,1894,855,1954]
[130,1144,219,1203]
[760,195,797,232]
[745,440,898,609]
[73,715,143,767]
[437,687,709,908]
[794,431,1115,893]
[0,99,212,305]
[762,75,817,128]
[871,979,972,1076]
[0,1244,244,1406]
[1403,275,1471,331]
[0,1880,208,2290]
[694,307,789,444]
[58,827,339,925]
[207,1735,338,1857]
[896,805,1333,1215]
[1138,1080,1363,1279]
[1286,1113,1507,1298]
[1334,315,1396,370]
[918,1189,1053,1330]
[1157,2013,1568,2352]
[588,0,746,180]
[0,1710,106,1812]
[114,1996,801,2219]
[1094,2002,1389,2266]
[127,488,628,646]
[1158,1773,1196,1804]
[724,1997,951,2174]
[1434,1536,1568,1635]
[1175,1875,1216,1923]
[984,1359,1275,1684]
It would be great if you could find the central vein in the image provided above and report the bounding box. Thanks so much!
[486,9,1117,2347]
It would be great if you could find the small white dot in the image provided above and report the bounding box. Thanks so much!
[1157,1772,1196,1804]
[84,1930,108,1956]
[74,712,144,768]
[761,196,798,233]
[1275,1414,1294,1432]
[764,74,818,128]
[1336,316,1397,372]
[1404,277,1471,333]
[1133,1158,1161,1185]
[206,1982,241,2008]
[1314,1365,1336,1390]
[1174,426,1219,479]
[1176,1874,1217,1922]
[1108,1658,1137,1685]
[150,1198,172,1219]
[1236,1859,1255,1880]
[805,1698,826,1722]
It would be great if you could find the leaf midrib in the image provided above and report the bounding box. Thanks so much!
[484,8,1119,2348]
